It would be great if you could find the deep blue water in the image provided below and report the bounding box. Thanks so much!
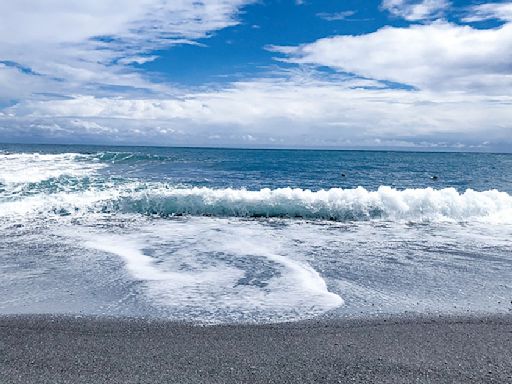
[2,143,511,192]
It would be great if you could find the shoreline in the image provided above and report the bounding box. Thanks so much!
[1,313,511,383]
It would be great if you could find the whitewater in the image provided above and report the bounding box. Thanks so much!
[1,145,511,323]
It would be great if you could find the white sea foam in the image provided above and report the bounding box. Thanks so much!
[0,152,104,185]
[113,185,512,222]
[87,236,240,285]
[1,151,511,223]
[76,220,343,323]
[3,182,511,224]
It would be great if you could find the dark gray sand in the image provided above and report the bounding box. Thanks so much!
[1,314,511,383]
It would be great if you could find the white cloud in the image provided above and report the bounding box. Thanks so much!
[381,0,450,21]
[270,22,512,94]
[316,11,356,21]
[117,56,159,65]
[0,1,252,98]
[2,75,511,149]
[0,1,511,151]
[462,2,512,22]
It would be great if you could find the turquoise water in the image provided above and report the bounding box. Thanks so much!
[1,144,511,323]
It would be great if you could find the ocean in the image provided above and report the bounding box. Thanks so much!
[1,144,511,323]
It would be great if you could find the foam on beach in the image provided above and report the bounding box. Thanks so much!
[75,221,343,323]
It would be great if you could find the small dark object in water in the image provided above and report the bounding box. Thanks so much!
[431,175,438,180]
[341,173,346,177]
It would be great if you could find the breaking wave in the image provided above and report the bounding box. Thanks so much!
[103,185,512,222]
[0,152,105,185]
[1,151,511,223]
[2,183,512,223]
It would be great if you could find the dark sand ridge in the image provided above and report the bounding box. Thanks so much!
[1,314,511,384]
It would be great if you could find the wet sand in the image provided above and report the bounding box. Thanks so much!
[1,314,511,383]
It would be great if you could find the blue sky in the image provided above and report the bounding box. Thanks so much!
[141,0,390,85]
[0,0,511,150]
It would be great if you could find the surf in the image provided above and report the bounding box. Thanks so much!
[2,182,512,223]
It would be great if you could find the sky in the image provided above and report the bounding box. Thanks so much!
[0,0,511,151]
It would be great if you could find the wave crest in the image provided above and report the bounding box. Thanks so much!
[2,184,511,223]
[0,152,104,184]
[111,186,512,222]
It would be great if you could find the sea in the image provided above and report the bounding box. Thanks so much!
[1,144,511,323]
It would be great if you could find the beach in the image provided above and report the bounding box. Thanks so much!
[2,0,512,381]
[1,314,511,383]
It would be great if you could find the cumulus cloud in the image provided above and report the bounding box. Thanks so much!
[270,22,512,94]
[381,0,450,21]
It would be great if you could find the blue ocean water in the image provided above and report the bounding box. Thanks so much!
[1,144,511,323]
[3,143,511,192]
